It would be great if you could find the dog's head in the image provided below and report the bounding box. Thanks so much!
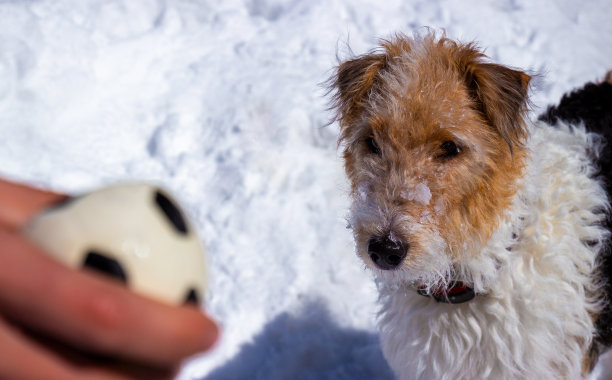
[329,33,530,291]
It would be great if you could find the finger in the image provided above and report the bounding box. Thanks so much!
[0,229,219,368]
[0,178,68,230]
[0,317,153,380]
[0,317,79,380]
[18,325,177,380]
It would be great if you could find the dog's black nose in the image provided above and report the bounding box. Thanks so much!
[367,235,408,270]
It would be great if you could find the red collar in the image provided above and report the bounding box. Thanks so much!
[417,282,476,304]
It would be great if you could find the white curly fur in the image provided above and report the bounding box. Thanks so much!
[376,121,610,380]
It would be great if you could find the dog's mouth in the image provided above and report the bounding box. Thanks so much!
[416,281,475,304]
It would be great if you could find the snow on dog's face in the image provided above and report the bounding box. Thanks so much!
[329,33,530,290]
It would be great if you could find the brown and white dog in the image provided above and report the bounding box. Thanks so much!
[329,32,612,379]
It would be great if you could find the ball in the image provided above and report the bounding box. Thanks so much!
[22,183,208,306]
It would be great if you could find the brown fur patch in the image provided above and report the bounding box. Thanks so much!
[582,344,600,376]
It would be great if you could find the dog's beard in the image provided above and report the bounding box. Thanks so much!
[349,191,458,293]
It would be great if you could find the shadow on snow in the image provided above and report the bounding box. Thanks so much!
[204,300,393,380]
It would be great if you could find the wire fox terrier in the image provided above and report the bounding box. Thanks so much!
[329,33,612,379]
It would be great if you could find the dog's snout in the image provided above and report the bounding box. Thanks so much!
[367,235,408,270]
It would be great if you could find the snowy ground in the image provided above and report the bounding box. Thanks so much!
[1,1,611,379]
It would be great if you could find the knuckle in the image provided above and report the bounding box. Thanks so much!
[76,287,130,348]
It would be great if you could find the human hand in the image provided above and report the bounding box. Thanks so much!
[0,179,219,380]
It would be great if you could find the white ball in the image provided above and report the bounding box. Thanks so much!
[22,183,208,306]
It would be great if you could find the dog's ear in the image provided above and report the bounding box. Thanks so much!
[462,59,531,150]
[330,53,387,124]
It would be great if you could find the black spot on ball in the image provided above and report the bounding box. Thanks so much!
[46,195,77,212]
[184,288,200,305]
[83,251,128,284]
[154,191,188,235]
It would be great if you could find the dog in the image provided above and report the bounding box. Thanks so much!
[328,33,612,379]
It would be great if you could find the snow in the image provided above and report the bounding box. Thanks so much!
[402,183,431,206]
[0,1,611,379]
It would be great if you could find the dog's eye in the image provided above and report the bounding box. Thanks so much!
[437,141,461,159]
[366,137,381,155]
